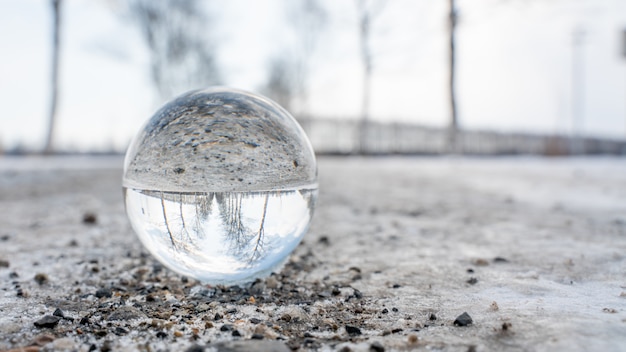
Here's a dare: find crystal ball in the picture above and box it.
[123,87,317,285]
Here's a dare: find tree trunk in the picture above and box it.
[44,0,61,154]
[447,0,458,153]
[358,1,372,154]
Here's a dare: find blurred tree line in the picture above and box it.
[43,0,464,154]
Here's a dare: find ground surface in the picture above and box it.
[0,156,625,352]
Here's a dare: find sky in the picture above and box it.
[1,0,626,152]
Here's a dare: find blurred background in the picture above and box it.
[1,0,626,155]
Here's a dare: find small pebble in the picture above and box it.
[220,324,234,332]
[115,327,129,335]
[186,345,205,352]
[34,315,61,328]
[83,212,97,224]
[473,259,489,266]
[156,331,167,339]
[0,259,9,268]
[34,273,48,285]
[95,288,112,298]
[429,313,437,321]
[454,312,473,327]
[174,330,184,337]
[370,341,385,352]
[251,333,264,340]
[493,257,509,263]
[52,308,65,318]
[408,334,419,344]
[466,277,478,285]
[345,325,362,336]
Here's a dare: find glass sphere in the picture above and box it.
[123,87,317,285]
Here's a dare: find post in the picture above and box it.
[44,0,62,154]
[447,0,459,153]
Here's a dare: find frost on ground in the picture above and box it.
[0,156,625,352]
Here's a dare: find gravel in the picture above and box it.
[1,156,625,351]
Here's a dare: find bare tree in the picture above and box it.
[262,0,326,117]
[287,0,327,117]
[44,0,62,154]
[127,0,220,101]
[262,56,296,112]
[355,0,385,154]
[447,0,459,152]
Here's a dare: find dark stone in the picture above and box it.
[370,341,385,352]
[34,315,61,328]
[0,259,9,268]
[454,312,473,326]
[429,313,437,321]
[392,284,401,288]
[174,167,185,174]
[115,327,128,335]
[249,318,262,324]
[9,272,18,278]
[391,328,403,334]
[345,325,362,336]
[156,331,167,339]
[251,333,264,340]
[232,330,242,337]
[186,345,205,352]
[83,212,97,224]
[220,324,234,331]
[214,313,223,321]
[494,257,509,263]
[467,268,474,273]
[34,273,48,285]
[466,277,478,285]
[381,308,389,314]
[318,236,330,245]
[52,308,65,318]
[392,307,398,312]
[95,288,112,298]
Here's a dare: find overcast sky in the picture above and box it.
[1,0,626,151]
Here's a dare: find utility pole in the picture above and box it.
[44,0,62,154]
[447,0,458,153]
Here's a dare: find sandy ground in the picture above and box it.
[0,156,625,352]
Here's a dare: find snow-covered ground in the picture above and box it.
[0,156,625,351]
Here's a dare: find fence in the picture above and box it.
[299,118,626,156]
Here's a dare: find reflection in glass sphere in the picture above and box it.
[123,87,317,285]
